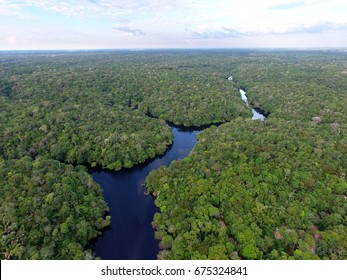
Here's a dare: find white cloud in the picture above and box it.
[113,26,146,37]
[189,26,249,39]
[0,2,22,16]
[269,0,324,10]
[2,1,347,27]
[2,0,192,18]
[189,21,347,40]
[286,22,347,34]
[1,0,347,49]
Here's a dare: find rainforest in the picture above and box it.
[0,49,346,260]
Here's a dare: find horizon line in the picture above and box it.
[1,46,347,53]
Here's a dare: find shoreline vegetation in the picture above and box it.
[0,50,346,260]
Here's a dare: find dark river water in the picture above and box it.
[91,126,199,260]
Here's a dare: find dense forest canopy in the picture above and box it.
[146,50,347,260]
[0,49,346,259]
[147,119,346,259]
[0,156,110,259]
[0,51,252,170]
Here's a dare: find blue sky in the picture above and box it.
[1,0,347,50]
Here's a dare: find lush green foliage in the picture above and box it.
[1,100,172,170]
[147,119,346,259]
[0,156,110,259]
[232,51,347,124]
[0,51,251,170]
[1,50,346,260]
[146,51,347,260]
[0,50,247,259]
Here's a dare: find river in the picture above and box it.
[90,126,200,260]
[239,89,266,121]
[91,81,266,260]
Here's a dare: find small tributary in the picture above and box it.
[239,88,266,120]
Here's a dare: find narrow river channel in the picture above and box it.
[239,88,266,121]
[91,78,266,260]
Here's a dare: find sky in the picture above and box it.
[1,0,347,50]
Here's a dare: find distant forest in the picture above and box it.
[0,50,346,259]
